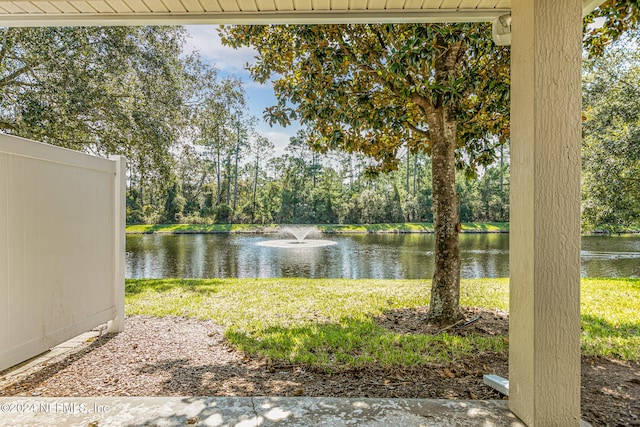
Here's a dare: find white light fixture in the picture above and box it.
[492,14,512,46]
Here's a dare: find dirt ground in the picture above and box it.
[0,314,638,427]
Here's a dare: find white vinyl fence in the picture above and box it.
[0,134,125,372]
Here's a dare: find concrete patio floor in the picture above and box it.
[0,396,531,426]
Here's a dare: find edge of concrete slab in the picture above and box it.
[0,396,530,427]
[0,327,105,386]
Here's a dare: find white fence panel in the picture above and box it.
[0,134,125,372]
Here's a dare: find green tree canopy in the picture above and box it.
[221,24,509,174]
[582,32,640,230]
[220,23,510,324]
[584,0,640,57]
[2,27,187,148]
[0,26,196,190]
[0,26,212,223]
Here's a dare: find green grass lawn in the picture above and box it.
[126,222,510,234]
[125,278,639,368]
[125,223,279,234]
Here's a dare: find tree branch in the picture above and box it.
[335,27,419,112]
[369,24,387,52]
[406,121,429,138]
[0,121,16,131]
[0,64,35,88]
[0,29,11,67]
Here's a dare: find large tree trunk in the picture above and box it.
[425,106,463,326]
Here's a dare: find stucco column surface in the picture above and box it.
[509,0,583,425]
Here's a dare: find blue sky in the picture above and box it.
[183,25,299,156]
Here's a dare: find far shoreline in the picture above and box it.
[126,222,507,235]
[125,223,640,235]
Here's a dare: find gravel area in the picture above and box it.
[0,315,638,426]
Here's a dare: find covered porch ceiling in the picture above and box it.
[0,0,604,26]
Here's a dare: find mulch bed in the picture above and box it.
[0,314,638,427]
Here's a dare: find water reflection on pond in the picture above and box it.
[126,233,640,279]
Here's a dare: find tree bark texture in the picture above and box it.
[425,106,463,326]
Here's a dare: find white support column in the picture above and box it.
[509,1,583,425]
[107,155,126,333]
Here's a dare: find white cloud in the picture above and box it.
[183,25,303,159]
[244,80,271,90]
[184,25,257,72]
[259,130,295,157]
[588,16,606,29]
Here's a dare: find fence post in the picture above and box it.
[107,155,126,333]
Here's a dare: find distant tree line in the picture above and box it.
[581,31,640,232]
[128,127,510,225]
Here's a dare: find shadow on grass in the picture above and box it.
[128,322,507,400]
[225,316,506,369]
[461,222,509,232]
[581,314,640,359]
[582,314,640,337]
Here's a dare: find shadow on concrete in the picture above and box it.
[122,396,526,427]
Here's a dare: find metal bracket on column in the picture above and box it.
[483,374,510,396]
[492,14,512,46]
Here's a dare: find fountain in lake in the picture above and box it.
[256,226,337,248]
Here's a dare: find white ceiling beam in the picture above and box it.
[583,0,605,16]
[0,8,510,26]
[0,0,606,27]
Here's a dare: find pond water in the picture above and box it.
[126,233,640,279]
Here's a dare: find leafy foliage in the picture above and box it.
[148,131,509,227]
[220,24,509,174]
[1,27,188,161]
[584,0,640,57]
[1,25,514,231]
[582,33,640,230]
[0,26,204,225]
